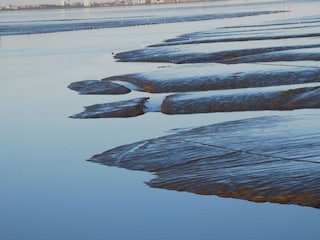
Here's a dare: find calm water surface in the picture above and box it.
[1,1,319,239]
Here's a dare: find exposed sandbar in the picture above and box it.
[70,97,148,118]
[68,80,130,95]
[103,63,320,93]
[89,114,320,208]
[162,86,320,114]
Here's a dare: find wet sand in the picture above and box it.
[1,1,320,239]
[67,0,320,209]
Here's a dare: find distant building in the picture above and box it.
[126,0,146,5]
[83,0,91,7]
[146,0,164,3]
[163,0,178,3]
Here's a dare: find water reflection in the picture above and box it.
[1,1,319,240]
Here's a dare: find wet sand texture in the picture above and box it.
[162,86,320,114]
[89,114,320,209]
[69,6,320,208]
[150,20,320,47]
[68,80,130,95]
[69,85,320,118]
[103,64,320,93]
[114,44,320,64]
[114,18,320,64]
[70,98,148,118]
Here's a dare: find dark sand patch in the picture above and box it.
[69,7,320,209]
[114,43,320,64]
[103,64,320,93]
[89,114,320,208]
[114,19,320,64]
[162,86,320,114]
[68,80,130,95]
[70,97,148,118]
[150,23,320,47]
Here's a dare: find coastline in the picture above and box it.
[1,0,319,239]
[1,0,208,11]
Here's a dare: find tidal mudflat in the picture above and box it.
[91,114,320,208]
[69,1,320,209]
[69,0,320,208]
[1,1,320,239]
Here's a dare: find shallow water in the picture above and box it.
[0,1,287,36]
[1,1,319,239]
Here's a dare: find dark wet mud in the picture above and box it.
[162,86,320,114]
[114,43,320,64]
[70,97,148,118]
[71,85,320,118]
[150,20,320,47]
[69,5,320,208]
[68,80,130,95]
[102,64,320,93]
[114,19,320,64]
[89,114,320,208]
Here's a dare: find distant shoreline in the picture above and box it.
[0,0,205,11]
